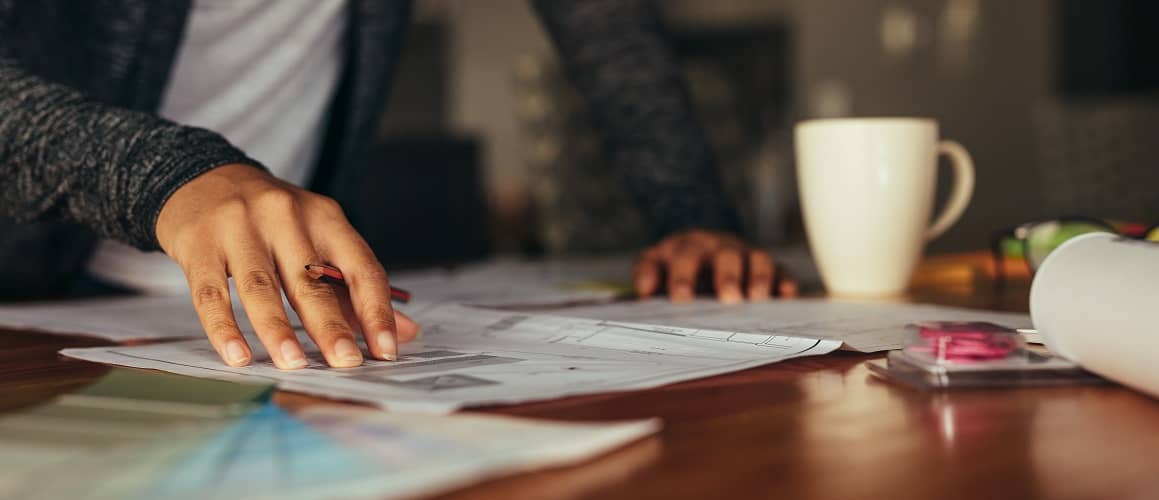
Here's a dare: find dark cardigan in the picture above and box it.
[0,0,737,297]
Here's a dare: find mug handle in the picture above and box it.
[924,140,975,241]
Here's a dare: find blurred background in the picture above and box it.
[343,0,1159,268]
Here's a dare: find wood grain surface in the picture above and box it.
[3,252,1156,500]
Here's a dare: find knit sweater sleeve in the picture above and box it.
[0,55,263,250]
[531,0,741,239]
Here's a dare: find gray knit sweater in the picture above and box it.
[0,0,738,297]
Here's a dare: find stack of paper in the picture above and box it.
[54,297,1033,412]
[61,302,843,413]
[533,298,1033,352]
[0,257,1030,413]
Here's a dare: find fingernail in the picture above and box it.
[634,277,652,295]
[376,331,398,361]
[226,340,250,366]
[333,337,363,366]
[749,285,772,300]
[280,338,308,369]
[720,288,744,304]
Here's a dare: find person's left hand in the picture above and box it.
[634,229,797,303]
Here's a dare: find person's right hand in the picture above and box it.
[155,164,420,370]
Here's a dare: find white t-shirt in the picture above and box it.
[87,0,347,294]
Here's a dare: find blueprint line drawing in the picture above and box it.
[61,303,842,413]
[378,374,501,392]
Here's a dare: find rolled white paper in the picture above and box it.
[1031,232,1159,398]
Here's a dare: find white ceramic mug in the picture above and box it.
[795,117,975,296]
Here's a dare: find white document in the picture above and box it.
[532,299,1033,352]
[0,294,300,342]
[61,302,841,413]
[0,295,206,341]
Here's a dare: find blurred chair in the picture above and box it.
[337,135,491,269]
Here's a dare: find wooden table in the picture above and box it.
[3,252,1158,499]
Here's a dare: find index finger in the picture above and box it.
[633,248,663,298]
[666,246,704,303]
[747,249,775,300]
[318,227,410,361]
[271,227,364,368]
[711,247,745,304]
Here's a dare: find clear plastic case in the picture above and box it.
[867,321,1104,389]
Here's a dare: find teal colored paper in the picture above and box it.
[137,404,382,500]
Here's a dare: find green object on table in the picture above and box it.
[993,218,1120,275]
[1022,220,1112,269]
[998,238,1025,258]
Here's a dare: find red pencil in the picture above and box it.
[304,263,412,303]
